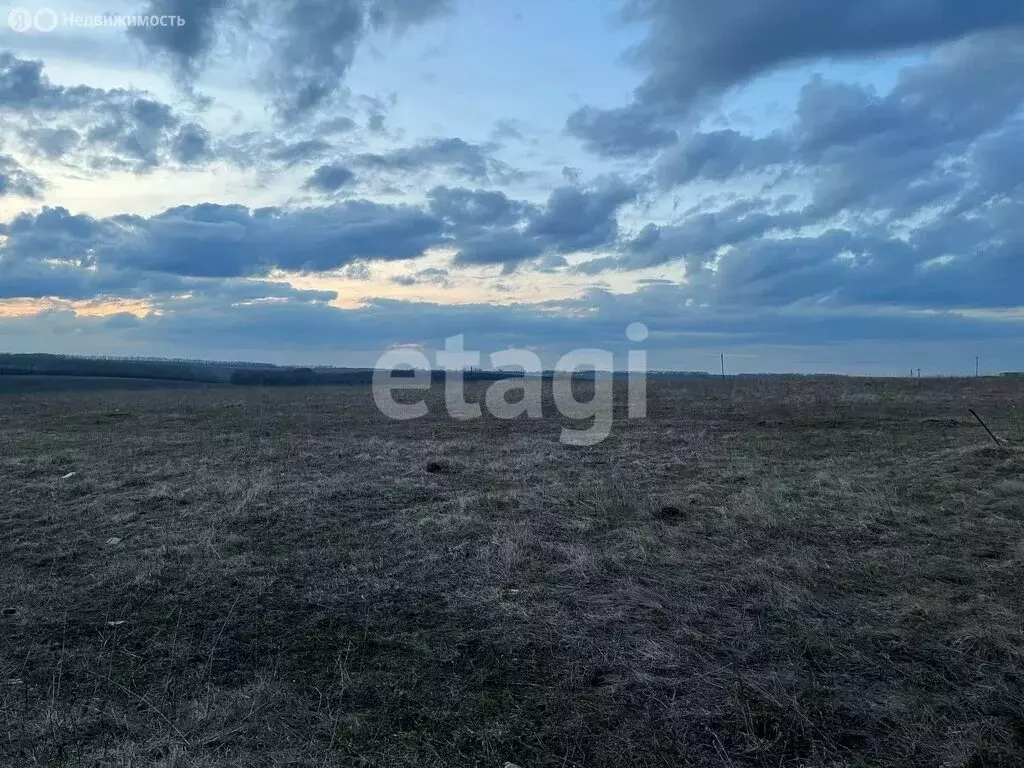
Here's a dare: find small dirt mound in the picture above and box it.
[425,459,461,475]
[656,505,686,523]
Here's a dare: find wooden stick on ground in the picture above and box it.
[969,408,1003,448]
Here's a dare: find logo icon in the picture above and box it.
[6,7,59,33]
[33,7,59,32]
[7,7,34,32]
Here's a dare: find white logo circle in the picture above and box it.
[7,7,34,32]
[33,7,59,32]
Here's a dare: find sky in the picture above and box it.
[1,0,1023,374]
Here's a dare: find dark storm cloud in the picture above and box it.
[452,232,545,271]
[133,201,446,276]
[792,36,1024,220]
[0,174,645,294]
[584,191,1024,312]
[266,0,366,117]
[304,164,357,192]
[436,177,639,271]
[269,0,451,115]
[0,208,340,303]
[655,130,790,188]
[579,202,806,275]
[0,155,44,198]
[637,200,1024,314]
[2,206,103,262]
[0,55,505,186]
[0,51,112,110]
[570,0,1024,154]
[630,33,1024,218]
[86,97,181,170]
[630,0,1024,110]
[352,138,521,183]
[129,0,452,116]
[0,53,380,174]
[0,53,209,172]
[565,105,678,157]
[2,202,447,281]
[641,31,1024,202]
[427,186,534,228]
[2,53,425,178]
[0,260,187,301]
[0,262,336,306]
[575,30,1024,321]
[171,123,214,164]
[128,0,233,76]
[526,177,638,253]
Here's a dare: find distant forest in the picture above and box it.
[0,353,372,387]
[0,353,518,388]
[0,353,227,383]
[8,353,1007,388]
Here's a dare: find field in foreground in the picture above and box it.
[2,378,1023,767]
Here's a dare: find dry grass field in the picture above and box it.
[1,377,1023,767]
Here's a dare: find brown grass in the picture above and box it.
[1,377,1023,766]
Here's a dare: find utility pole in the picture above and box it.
[976,356,980,377]
[720,353,726,381]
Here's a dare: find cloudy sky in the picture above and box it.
[1,0,1023,374]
